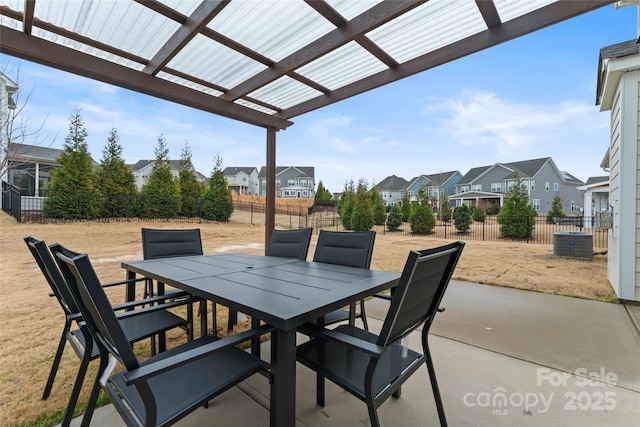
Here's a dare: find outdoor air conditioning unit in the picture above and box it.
[553,232,593,260]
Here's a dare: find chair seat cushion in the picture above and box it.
[108,336,268,426]
[118,310,188,343]
[297,325,424,401]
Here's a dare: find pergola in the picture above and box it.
[0,0,616,248]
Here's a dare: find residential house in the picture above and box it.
[405,171,461,208]
[577,176,610,228]
[257,166,315,198]
[597,38,639,302]
[372,175,409,206]
[128,160,206,190]
[223,167,259,195]
[3,143,68,197]
[451,157,584,215]
[0,71,18,209]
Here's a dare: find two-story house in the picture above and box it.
[405,171,461,208]
[128,160,206,190]
[223,167,259,195]
[257,166,315,198]
[372,175,409,207]
[451,157,584,215]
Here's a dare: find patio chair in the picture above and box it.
[141,227,205,339]
[55,248,272,427]
[297,241,465,427]
[229,227,313,332]
[312,230,376,330]
[266,227,313,259]
[24,237,190,427]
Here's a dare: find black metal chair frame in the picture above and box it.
[24,237,190,427]
[297,241,465,427]
[55,249,273,427]
[312,230,376,330]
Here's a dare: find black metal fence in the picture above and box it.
[313,215,609,249]
[1,181,22,223]
[2,184,608,249]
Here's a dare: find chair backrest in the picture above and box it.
[266,228,313,260]
[53,244,140,370]
[24,236,81,315]
[141,228,203,260]
[377,241,465,348]
[312,230,376,269]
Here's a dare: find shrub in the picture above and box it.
[410,202,435,234]
[453,205,472,232]
[439,193,452,221]
[498,177,536,238]
[386,205,402,231]
[546,194,565,224]
[472,207,485,222]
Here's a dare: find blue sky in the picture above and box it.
[1,4,638,194]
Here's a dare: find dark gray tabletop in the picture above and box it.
[122,253,399,330]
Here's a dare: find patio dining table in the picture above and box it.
[121,252,400,427]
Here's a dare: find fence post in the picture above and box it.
[482,220,485,241]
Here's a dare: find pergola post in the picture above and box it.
[265,127,276,253]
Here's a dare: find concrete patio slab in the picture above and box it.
[61,280,640,427]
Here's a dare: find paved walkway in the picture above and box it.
[66,281,640,427]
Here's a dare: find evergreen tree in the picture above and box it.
[337,179,355,230]
[139,133,180,218]
[400,192,412,222]
[472,206,486,222]
[201,155,233,221]
[498,176,536,238]
[439,193,452,221]
[410,188,435,234]
[547,193,565,224]
[94,128,137,218]
[453,204,472,232]
[370,188,386,226]
[350,179,374,231]
[386,204,403,231]
[44,107,99,219]
[314,181,333,204]
[178,143,203,217]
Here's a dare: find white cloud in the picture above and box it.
[422,89,608,156]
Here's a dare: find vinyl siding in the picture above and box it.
[608,82,622,294]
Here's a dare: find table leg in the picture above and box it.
[125,270,136,307]
[270,328,296,427]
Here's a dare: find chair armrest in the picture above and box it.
[115,300,191,319]
[110,291,191,311]
[101,276,150,288]
[122,324,273,385]
[298,323,385,357]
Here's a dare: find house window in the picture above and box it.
[532,199,540,211]
[531,181,535,191]
[472,184,482,192]
[242,177,247,182]
[507,181,514,191]
[300,179,307,185]
[288,179,295,186]
[460,186,469,193]
[554,183,559,192]
[545,182,550,192]
[570,201,575,212]
[276,180,280,186]
[303,190,309,197]
[261,179,266,186]
[491,183,501,192]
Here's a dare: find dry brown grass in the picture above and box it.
[0,210,615,426]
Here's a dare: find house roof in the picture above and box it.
[459,157,582,185]
[128,159,196,173]
[597,38,639,108]
[0,1,614,131]
[373,175,409,192]
[423,170,460,187]
[8,142,64,163]
[586,176,609,185]
[257,166,314,178]
[223,166,256,176]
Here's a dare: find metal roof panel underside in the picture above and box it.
[0,0,615,130]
